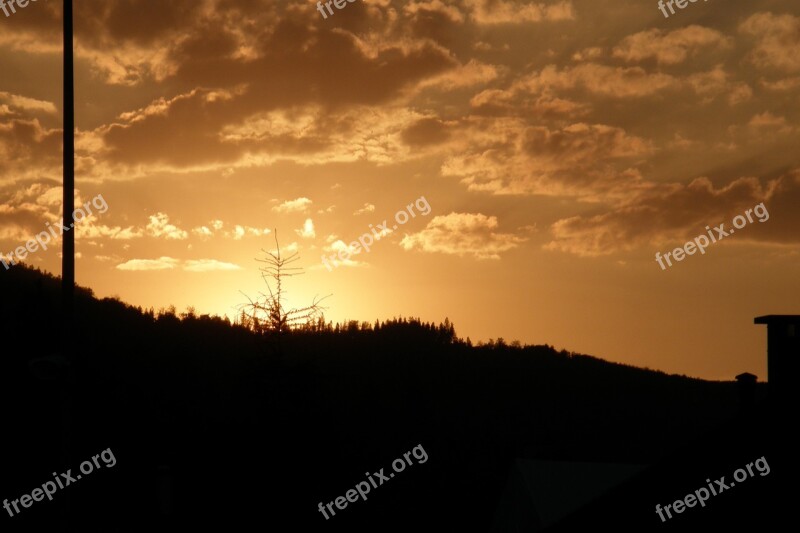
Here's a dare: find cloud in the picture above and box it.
[400,212,525,259]
[183,259,242,272]
[0,182,59,239]
[318,239,367,269]
[760,76,800,91]
[116,257,180,271]
[116,257,243,272]
[470,63,680,119]
[295,218,316,239]
[404,0,466,24]
[0,92,58,114]
[146,213,188,240]
[35,186,63,207]
[522,122,652,161]
[0,119,62,182]
[471,89,589,118]
[466,0,575,24]
[272,197,312,214]
[571,47,603,62]
[193,226,214,238]
[353,203,376,215]
[0,182,141,242]
[400,118,453,147]
[265,241,299,256]
[192,220,270,239]
[78,223,143,240]
[416,59,500,91]
[522,63,680,98]
[612,26,731,66]
[740,12,800,73]
[544,172,800,257]
[727,83,753,105]
[94,254,123,262]
[216,105,442,167]
[749,111,788,129]
[4,0,796,272]
[442,119,653,199]
[672,65,751,106]
[54,0,459,171]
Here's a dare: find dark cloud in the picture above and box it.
[401,117,452,146]
[546,171,800,256]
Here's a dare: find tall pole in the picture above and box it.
[62,0,74,326]
[61,1,74,527]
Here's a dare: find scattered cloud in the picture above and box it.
[466,0,575,24]
[193,226,214,238]
[272,197,312,214]
[117,257,242,272]
[740,12,800,73]
[183,259,242,272]
[295,218,316,239]
[442,120,653,199]
[353,203,376,215]
[748,111,791,131]
[572,47,603,62]
[116,257,180,271]
[318,239,367,269]
[401,212,525,259]
[192,221,270,239]
[0,92,58,114]
[544,171,800,257]
[612,26,731,65]
[146,213,188,240]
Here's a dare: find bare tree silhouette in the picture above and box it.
[240,231,329,334]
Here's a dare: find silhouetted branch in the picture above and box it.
[239,230,331,334]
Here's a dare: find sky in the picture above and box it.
[1,0,799,380]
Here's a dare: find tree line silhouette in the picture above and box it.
[0,263,749,532]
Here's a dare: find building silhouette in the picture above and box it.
[754,314,800,402]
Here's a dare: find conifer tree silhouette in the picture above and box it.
[241,231,329,334]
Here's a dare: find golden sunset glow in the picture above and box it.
[2,0,799,380]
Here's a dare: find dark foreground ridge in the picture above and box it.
[0,265,787,532]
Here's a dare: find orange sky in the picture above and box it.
[1,0,799,380]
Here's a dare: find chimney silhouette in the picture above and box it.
[735,372,757,412]
[754,315,800,402]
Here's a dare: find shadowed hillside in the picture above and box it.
[1,264,753,531]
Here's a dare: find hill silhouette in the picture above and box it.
[0,264,755,531]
